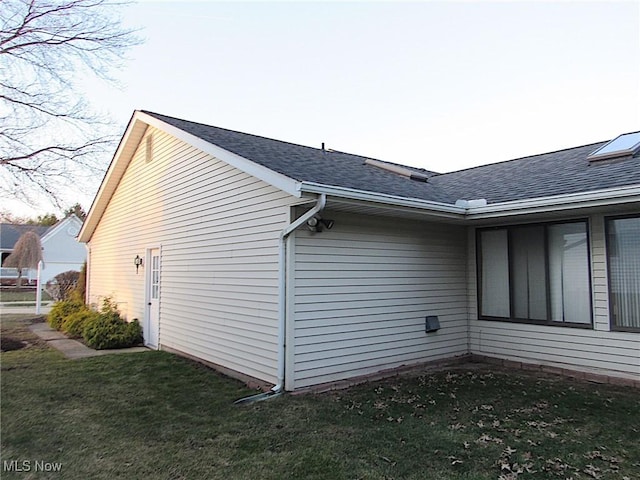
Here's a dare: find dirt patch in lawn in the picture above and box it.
[0,336,27,351]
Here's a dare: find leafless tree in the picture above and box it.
[45,269,79,301]
[3,230,43,287]
[0,0,139,208]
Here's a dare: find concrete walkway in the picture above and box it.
[29,322,148,359]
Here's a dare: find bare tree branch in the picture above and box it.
[0,0,140,209]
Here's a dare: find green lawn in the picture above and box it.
[0,289,53,303]
[1,315,639,479]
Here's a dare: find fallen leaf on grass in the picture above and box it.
[503,446,517,455]
[583,464,601,478]
[476,433,503,445]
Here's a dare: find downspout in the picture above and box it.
[85,244,91,305]
[235,193,327,405]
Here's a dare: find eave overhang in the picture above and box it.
[298,182,640,223]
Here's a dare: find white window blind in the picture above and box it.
[607,217,640,330]
[480,229,510,318]
[548,223,590,323]
[511,226,547,321]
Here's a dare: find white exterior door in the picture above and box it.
[145,248,160,348]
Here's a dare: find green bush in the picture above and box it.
[82,315,143,350]
[81,298,142,349]
[61,309,99,338]
[48,298,85,330]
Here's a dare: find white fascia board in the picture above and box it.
[41,215,81,243]
[298,181,466,218]
[299,182,640,221]
[137,112,301,198]
[40,217,69,243]
[466,185,640,219]
[78,113,148,243]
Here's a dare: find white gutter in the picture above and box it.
[300,182,640,220]
[299,182,465,217]
[466,185,640,219]
[235,193,326,404]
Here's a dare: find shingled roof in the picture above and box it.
[0,224,49,250]
[431,142,640,204]
[143,111,640,205]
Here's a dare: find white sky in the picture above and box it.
[10,0,640,217]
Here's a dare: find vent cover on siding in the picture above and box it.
[145,135,153,163]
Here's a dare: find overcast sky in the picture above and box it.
[12,0,640,216]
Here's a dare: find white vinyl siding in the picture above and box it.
[469,214,640,379]
[87,126,297,384]
[291,212,469,389]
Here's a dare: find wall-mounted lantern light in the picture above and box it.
[134,255,143,274]
[306,216,335,233]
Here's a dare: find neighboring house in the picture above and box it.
[1,215,85,285]
[1,224,49,284]
[78,110,640,391]
[40,215,86,284]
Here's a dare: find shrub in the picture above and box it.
[61,308,99,338]
[80,298,142,349]
[82,315,143,350]
[48,297,85,330]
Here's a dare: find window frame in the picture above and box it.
[605,213,640,333]
[476,219,593,329]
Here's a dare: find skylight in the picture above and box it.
[588,132,640,162]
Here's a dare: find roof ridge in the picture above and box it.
[142,110,445,177]
[142,110,374,159]
[141,110,441,171]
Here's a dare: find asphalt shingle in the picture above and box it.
[144,111,640,205]
[0,224,49,250]
[431,143,640,203]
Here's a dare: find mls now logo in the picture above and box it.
[3,460,63,472]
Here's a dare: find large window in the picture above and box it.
[606,215,640,332]
[478,220,592,326]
